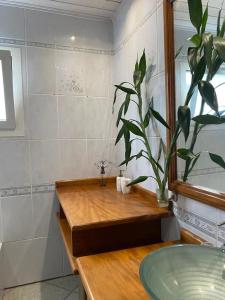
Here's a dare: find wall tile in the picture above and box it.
[26,10,55,44]
[55,50,85,96]
[60,140,87,180]
[85,53,110,97]
[87,139,116,177]
[86,99,111,139]
[3,237,63,288]
[27,47,56,94]
[0,140,30,189]
[30,140,61,185]
[58,96,86,139]
[0,5,25,40]
[32,192,59,238]
[2,195,32,242]
[27,95,58,139]
[156,4,165,73]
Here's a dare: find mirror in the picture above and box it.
[166,0,225,207]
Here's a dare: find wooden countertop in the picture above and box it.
[77,241,178,300]
[77,230,205,300]
[56,178,171,231]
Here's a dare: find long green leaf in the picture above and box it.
[114,85,137,95]
[115,125,125,145]
[178,105,191,141]
[214,37,225,61]
[139,50,146,84]
[113,82,128,109]
[188,47,198,73]
[198,81,218,113]
[177,148,196,161]
[124,94,131,115]
[220,19,225,37]
[121,119,144,137]
[175,46,183,59]
[116,102,125,127]
[188,153,201,174]
[191,56,206,87]
[188,0,202,33]
[127,176,149,187]
[203,33,213,70]
[119,154,136,167]
[201,4,208,34]
[193,114,225,124]
[209,153,225,169]
[217,9,222,36]
[150,107,170,129]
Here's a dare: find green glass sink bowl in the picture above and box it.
[140,244,225,300]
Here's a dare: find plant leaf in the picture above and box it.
[119,154,136,167]
[144,107,151,128]
[133,59,141,87]
[187,0,202,33]
[113,82,129,109]
[188,153,201,174]
[191,56,206,88]
[136,150,143,160]
[127,176,149,187]
[124,94,131,115]
[198,81,218,113]
[152,157,164,174]
[189,34,202,47]
[201,4,208,34]
[193,114,225,124]
[177,148,196,161]
[209,153,225,169]
[214,37,225,61]
[114,85,137,95]
[116,102,125,127]
[217,9,222,36]
[150,107,170,129]
[203,33,213,70]
[139,50,146,84]
[220,19,225,37]
[115,125,125,145]
[121,119,144,137]
[188,47,198,73]
[178,105,191,141]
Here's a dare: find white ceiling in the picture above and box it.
[0,0,123,19]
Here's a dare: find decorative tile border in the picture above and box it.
[173,204,225,244]
[0,184,55,197]
[0,37,113,55]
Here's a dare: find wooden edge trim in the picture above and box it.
[180,228,206,245]
[132,184,156,199]
[56,177,116,188]
[56,213,78,274]
[171,180,225,211]
[164,0,177,184]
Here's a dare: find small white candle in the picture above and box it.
[121,178,132,194]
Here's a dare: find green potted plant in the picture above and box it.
[113,0,225,207]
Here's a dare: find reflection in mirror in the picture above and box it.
[174,0,225,193]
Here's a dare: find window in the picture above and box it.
[176,60,225,130]
[0,46,24,137]
[0,50,16,129]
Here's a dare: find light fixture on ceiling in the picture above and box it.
[70,36,76,42]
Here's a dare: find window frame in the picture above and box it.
[0,50,16,130]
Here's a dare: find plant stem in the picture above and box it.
[137,91,163,190]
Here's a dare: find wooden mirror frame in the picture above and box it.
[163,0,225,210]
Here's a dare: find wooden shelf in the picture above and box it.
[56,213,78,274]
[56,178,172,257]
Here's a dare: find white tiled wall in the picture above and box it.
[0,4,115,288]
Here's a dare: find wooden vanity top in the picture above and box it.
[56,178,171,231]
[77,241,178,300]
